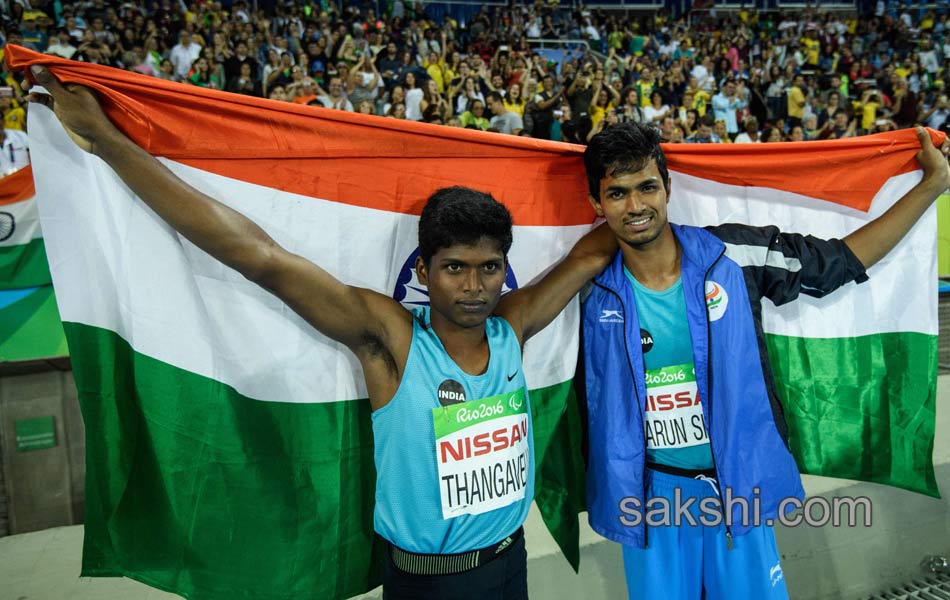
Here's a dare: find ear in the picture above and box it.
[588,194,605,217]
[415,255,429,286]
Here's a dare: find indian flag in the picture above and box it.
[0,165,68,361]
[8,43,938,600]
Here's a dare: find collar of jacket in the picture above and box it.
[594,223,726,290]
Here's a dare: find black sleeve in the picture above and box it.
[706,223,869,306]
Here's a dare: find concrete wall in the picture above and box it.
[0,369,84,535]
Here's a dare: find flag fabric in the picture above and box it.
[0,164,68,361]
[12,47,591,600]
[664,143,939,497]
[7,44,938,600]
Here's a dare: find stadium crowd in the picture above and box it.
[4,0,950,144]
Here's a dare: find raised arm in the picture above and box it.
[843,127,950,268]
[496,222,616,346]
[28,66,412,401]
[348,55,363,90]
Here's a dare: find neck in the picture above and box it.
[620,225,682,291]
[429,312,490,376]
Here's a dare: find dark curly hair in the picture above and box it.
[418,187,513,265]
[583,122,670,199]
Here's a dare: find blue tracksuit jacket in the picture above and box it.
[582,223,868,547]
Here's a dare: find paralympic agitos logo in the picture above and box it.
[392,248,519,306]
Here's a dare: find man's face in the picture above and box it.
[329,78,343,96]
[661,117,675,136]
[834,112,848,128]
[590,159,670,250]
[723,82,735,96]
[697,124,712,139]
[415,238,507,330]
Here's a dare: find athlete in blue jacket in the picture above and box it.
[580,122,950,600]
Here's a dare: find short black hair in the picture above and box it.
[418,187,513,264]
[583,122,670,199]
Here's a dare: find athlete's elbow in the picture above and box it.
[236,239,283,287]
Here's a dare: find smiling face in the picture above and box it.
[590,159,671,250]
[415,238,507,330]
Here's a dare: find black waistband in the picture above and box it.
[389,526,524,576]
[647,461,717,479]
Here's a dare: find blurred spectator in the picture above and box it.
[460,98,490,130]
[486,91,523,135]
[786,74,807,129]
[686,114,721,143]
[734,116,761,143]
[817,109,857,139]
[316,76,353,111]
[712,79,747,139]
[170,30,201,81]
[0,89,24,132]
[46,28,77,59]
[0,118,29,175]
[228,62,262,97]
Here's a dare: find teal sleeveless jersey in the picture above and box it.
[372,306,534,554]
[625,268,714,470]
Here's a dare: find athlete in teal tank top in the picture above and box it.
[16,82,620,600]
[373,306,533,554]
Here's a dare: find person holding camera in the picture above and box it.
[549,103,579,144]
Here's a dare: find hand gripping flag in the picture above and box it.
[7,45,939,600]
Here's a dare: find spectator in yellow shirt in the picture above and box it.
[786,74,807,128]
[0,93,25,132]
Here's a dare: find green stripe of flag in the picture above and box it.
[766,332,938,497]
[0,238,51,289]
[0,286,68,361]
[67,322,585,600]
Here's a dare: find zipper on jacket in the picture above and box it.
[701,247,734,550]
[594,281,649,549]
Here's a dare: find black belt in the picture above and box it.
[647,461,717,479]
[389,526,523,576]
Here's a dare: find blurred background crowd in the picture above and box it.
[2,0,950,144]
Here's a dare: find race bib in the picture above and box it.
[644,363,709,450]
[433,389,530,519]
